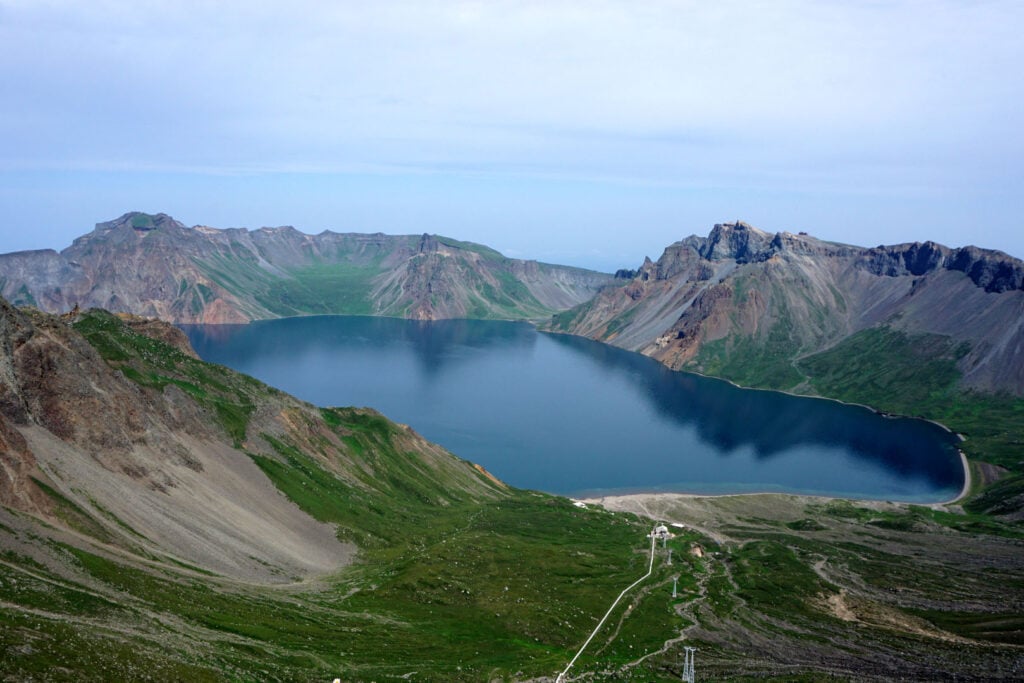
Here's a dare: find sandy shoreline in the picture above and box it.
[577,452,972,516]
[952,450,972,504]
[574,446,973,510]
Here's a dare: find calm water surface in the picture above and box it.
[184,316,963,501]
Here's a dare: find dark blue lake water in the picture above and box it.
[183,316,963,501]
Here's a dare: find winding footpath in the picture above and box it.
[555,528,658,683]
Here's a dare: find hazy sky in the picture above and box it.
[1,1,1021,271]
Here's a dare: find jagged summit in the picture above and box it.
[685,220,775,263]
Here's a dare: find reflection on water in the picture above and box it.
[545,333,960,484]
[186,316,536,379]
[183,316,962,501]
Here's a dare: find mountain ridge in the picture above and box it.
[0,212,613,324]
[548,221,1024,396]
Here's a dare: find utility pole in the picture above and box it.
[667,548,673,566]
[672,576,678,598]
[682,646,696,683]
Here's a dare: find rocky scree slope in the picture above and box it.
[0,297,504,582]
[0,212,612,324]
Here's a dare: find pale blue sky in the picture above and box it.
[1,1,1021,271]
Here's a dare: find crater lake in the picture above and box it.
[183,316,964,501]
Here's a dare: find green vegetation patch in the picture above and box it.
[729,540,833,622]
[129,213,156,229]
[799,326,966,410]
[965,473,1024,517]
[691,316,805,390]
[4,489,688,681]
[262,263,381,316]
[251,407,503,546]
[30,477,114,543]
[0,608,222,682]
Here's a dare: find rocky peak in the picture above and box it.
[101,212,184,233]
[948,246,1024,293]
[690,221,774,263]
[419,233,441,254]
[637,256,656,281]
[68,212,187,251]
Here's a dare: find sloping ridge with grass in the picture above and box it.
[547,222,1024,515]
[0,212,613,324]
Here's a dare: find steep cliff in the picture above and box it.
[0,212,612,323]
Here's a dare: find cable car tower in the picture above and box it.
[682,646,696,683]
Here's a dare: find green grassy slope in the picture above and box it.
[197,252,383,317]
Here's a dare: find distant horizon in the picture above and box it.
[2,2,1021,271]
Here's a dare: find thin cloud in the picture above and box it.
[0,1,1021,259]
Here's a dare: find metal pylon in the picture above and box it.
[682,646,696,683]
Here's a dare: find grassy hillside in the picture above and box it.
[196,252,383,317]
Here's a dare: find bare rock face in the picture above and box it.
[857,241,1024,293]
[0,212,613,324]
[2,306,166,460]
[688,221,775,263]
[0,412,47,513]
